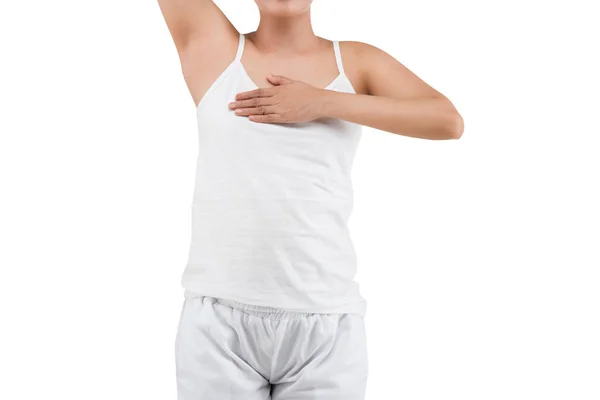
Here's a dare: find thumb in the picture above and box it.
[267,74,294,86]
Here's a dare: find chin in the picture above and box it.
[255,0,313,16]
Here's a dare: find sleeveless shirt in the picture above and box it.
[182,33,366,316]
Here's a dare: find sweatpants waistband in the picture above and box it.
[184,290,320,320]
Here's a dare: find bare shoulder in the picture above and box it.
[341,41,388,59]
[338,40,442,98]
[337,41,397,95]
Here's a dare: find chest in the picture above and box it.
[196,70,361,173]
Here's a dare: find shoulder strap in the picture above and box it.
[234,33,245,62]
[333,41,346,75]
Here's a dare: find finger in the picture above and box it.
[234,106,277,116]
[235,87,274,101]
[229,97,273,110]
[267,74,294,86]
[249,114,283,123]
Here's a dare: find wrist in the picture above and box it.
[315,88,339,119]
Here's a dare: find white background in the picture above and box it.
[1,0,599,399]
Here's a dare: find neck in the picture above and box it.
[251,10,318,53]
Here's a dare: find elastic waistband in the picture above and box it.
[184,290,320,320]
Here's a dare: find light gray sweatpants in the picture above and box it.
[175,294,369,400]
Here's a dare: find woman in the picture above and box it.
[158,1,463,399]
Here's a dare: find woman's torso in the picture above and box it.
[181,33,366,316]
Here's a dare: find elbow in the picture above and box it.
[447,111,464,139]
[437,99,463,139]
[431,97,464,140]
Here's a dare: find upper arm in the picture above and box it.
[157,0,237,53]
[344,41,446,100]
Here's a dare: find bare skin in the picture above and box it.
[157,0,464,140]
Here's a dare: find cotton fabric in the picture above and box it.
[176,294,369,400]
[181,33,366,316]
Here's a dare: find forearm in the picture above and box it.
[319,90,463,140]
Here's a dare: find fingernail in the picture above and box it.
[235,109,242,114]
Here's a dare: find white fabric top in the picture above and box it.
[182,34,366,316]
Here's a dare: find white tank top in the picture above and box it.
[182,33,366,316]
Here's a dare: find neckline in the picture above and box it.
[238,61,344,91]
[237,33,346,91]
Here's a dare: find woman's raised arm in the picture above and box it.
[157,1,240,106]
[157,0,237,54]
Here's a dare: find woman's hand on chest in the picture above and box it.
[228,75,332,124]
